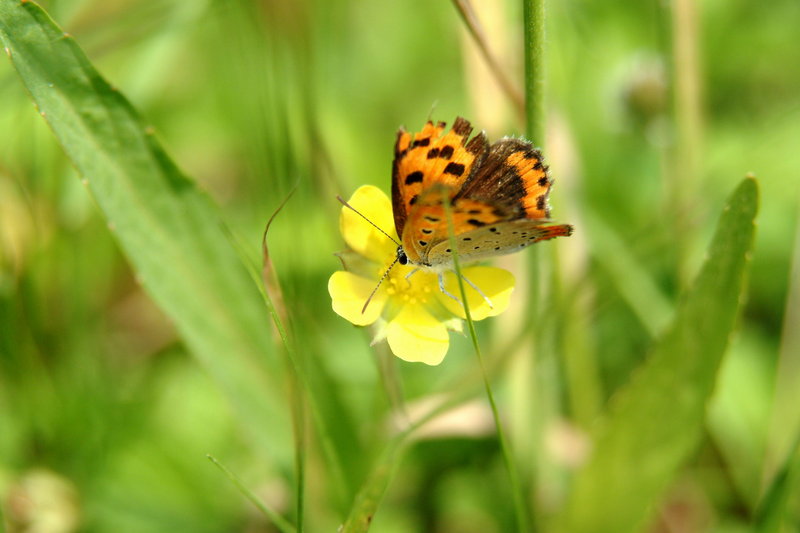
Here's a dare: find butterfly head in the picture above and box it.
[396,245,409,266]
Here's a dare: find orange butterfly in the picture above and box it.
[341,117,573,311]
[390,117,573,271]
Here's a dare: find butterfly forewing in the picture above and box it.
[392,117,488,238]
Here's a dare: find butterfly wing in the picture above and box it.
[457,137,554,220]
[426,218,573,265]
[394,120,571,268]
[399,187,513,266]
[392,117,489,238]
[422,136,572,264]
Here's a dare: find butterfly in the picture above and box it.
[341,117,573,311]
[391,117,573,269]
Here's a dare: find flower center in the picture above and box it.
[379,262,436,307]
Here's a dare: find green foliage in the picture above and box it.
[1,0,798,531]
[559,177,758,532]
[0,0,287,455]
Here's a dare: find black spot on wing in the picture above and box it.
[427,147,440,159]
[405,171,424,185]
[439,145,454,159]
[467,219,486,227]
[444,162,465,177]
[413,137,430,147]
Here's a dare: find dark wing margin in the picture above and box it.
[392,126,414,238]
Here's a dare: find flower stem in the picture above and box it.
[443,200,531,533]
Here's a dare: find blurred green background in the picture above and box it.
[1,0,798,531]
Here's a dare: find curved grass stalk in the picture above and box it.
[207,455,297,533]
[442,200,531,533]
[451,0,525,117]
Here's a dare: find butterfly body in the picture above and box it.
[391,117,573,272]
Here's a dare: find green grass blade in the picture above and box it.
[582,208,673,338]
[755,435,800,533]
[443,191,530,533]
[0,1,287,449]
[207,455,297,533]
[557,177,759,533]
[340,437,405,533]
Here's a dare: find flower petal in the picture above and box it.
[341,185,398,263]
[328,271,387,326]
[436,266,515,320]
[386,305,449,365]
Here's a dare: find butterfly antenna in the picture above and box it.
[336,195,401,246]
[362,255,399,314]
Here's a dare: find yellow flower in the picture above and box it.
[328,185,515,365]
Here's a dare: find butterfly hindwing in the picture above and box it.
[426,219,573,265]
[457,137,553,220]
[400,190,515,266]
[392,117,489,239]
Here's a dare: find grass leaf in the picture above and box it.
[207,455,297,533]
[755,436,800,533]
[557,177,759,532]
[340,438,405,533]
[0,1,287,450]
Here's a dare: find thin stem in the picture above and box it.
[522,0,547,316]
[443,200,530,533]
[207,455,297,533]
[521,4,548,531]
[671,0,703,287]
[222,208,311,529]
[261,191,306,532]
[523,0,546,144]
[375,343,409,426]
[452,0,526,116]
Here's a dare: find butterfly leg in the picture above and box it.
[437,273,494,309]
[438,273,463,305]
[460,273,494,309]
[404,268,419,288]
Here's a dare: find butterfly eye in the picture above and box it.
[397,246,408,265]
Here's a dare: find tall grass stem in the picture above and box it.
[671,0,703,287]
[443,199,531,533]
